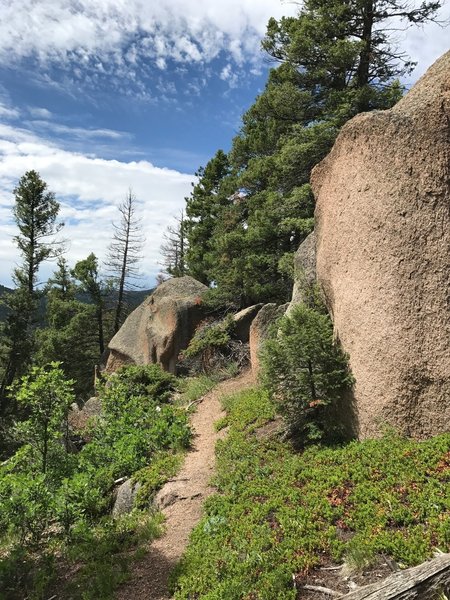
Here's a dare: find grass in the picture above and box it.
[171,387,450,599]
[177,374,220,406]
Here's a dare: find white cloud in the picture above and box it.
[220,63,239,88]
[0,124,194,288]
[401,8,450,82]
[27,107,53,119]
[0,103,20,119]
[28,121,131,141]
[0,1,446,98]
[0,1,298,77]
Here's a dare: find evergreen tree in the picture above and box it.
[35,258,98,399]
[184,150,234,284]
[187,0,441,307]
[72,254,109,355]
[0,171,63,415]
[262,0,441,114]
[105,190,145,334]
[261,304,354,445]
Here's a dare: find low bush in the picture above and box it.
[181,316,249,375]
[0,362,192,598]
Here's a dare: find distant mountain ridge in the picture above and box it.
[0,285,153,324]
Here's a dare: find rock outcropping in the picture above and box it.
[233,304,264,343]
[249,303,289,378]
[311,51,450,438]
[286,231,316,315]
[106,277,208,374]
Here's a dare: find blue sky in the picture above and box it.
[0,0,449,288]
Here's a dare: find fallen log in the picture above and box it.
[341,553,450,599]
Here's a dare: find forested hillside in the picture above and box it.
[0,182,150,414]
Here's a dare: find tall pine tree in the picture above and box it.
[0,171,64,415]
[186,0,442,308]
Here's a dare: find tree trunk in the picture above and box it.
[356,0,374,111]
[342,553,450,599]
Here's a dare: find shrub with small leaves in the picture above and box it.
[12,362,75,475]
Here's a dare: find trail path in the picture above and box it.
[116,370,255,600]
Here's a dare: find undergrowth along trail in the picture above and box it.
[172,387,450,599]
[116,369,255,600]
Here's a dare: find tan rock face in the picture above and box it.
[106,276,208,374]
[233,304,264,343]
[286,231,316,316]
[249,303,289,378]
[312,51,450,438]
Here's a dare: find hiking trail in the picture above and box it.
[116,369,255,600]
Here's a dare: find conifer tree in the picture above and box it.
[184,150,234,284]
[186,0,442,307]
[72,254,109,355]
[159,211,188,279]
[0,171,64,415]
[35,258,98,399]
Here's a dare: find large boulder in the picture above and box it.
[106,276,208,374]
[312,51,450,438]
[249,303,289,378]
[233,304,264,343]
[286,231,316,315]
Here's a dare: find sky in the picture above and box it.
[0,0,449,289]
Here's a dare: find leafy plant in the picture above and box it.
[0,363,192,598]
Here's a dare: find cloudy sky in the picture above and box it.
[0,0,449,288]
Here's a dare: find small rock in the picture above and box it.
[112,478,141,517]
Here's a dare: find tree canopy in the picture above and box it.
[184,0,441,309]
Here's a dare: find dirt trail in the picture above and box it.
[116,370,255,600]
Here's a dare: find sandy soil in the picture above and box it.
[115,370,255,600]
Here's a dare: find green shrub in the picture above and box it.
[133,452,184,508]
[0,472,53,546]
[102,364,177,408]
[12,362,75,476]
[0,363,191,597]
[79,367,192,483]
[260,304,354,445]
[182,316,235,372]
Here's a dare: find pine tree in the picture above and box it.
[72,254,109,356]
[0,171,64,415]
[105,190,145,334]
[188,0,442,307]
[35,258,98,399]
[184,150,234,284]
